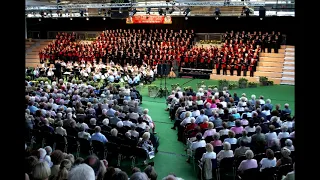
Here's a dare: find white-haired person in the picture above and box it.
[203,122,216,138]
[248,94,256,107]
[284,139,295,151]
[219,122,230,136]
[179,111,192,127]
[265,125,278,147]
[278,125,290,139]
[237,150,258,173]
[142,109,156,134]
[196,88,204,97]
[200,143,217,162]
[276,147,292,167]
[217,142,234,162]
[281,103,291,116]
[78,124,91,140]
[38,148,53,168]
[100,118,111,132]
[184,117,198,132]
[231,109,241,120]
[260,149,277,171]
[68,164,95,180]
[130,172,149,180]
[138,132,155,164]
[32,161,51,180]
[55,120,67,136]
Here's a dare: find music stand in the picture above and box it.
[154,62,169,99]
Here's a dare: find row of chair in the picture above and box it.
[198,157,293,180]
[28,129,149,168]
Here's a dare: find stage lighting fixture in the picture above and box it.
[103,17,106,20]
[86,17,89,20]
[131,8,137,16]
[185,16,188,20]
[119,8,123,14]
[259,6,266,19]
[98,9,102,15]
[184,7,191,17]
[80,10,84,17]
[169,8,174,14]
[146,7,151,15]
[70,18,73,20]
[39,18,41,21]
[215,16,219,20]
[245,8,250,17]
[215,8,221,16]
[158,8,164,15]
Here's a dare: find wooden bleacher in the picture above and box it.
[210,46,287,85]
[192,6,244,16]
[280,45,295,85]
[25,39,54,68]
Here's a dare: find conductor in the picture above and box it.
[54,60,62,80]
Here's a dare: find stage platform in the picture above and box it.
[209,74,282,84]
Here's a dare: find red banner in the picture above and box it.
[126,15,172,24]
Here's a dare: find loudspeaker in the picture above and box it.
[259,7,266,17]
[157,63,170,76]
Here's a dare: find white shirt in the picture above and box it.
[260,158,276,171]
[122,120,133,127]
[220,101,227,108]
[180,117,191,126]
[78,131,91,140]
[192,110,200,117]
[245,126,256,133]
[282,121,294,129]
[259,99,265,105]
[219,129,230,136]
[201,152,217,161]
[278,132,290,139]
[137,122,147,129]
[191,140,206,150]
[262,110,271,116]
[55,127,67,136]
[217,150,234,161]
[265,132,277,146]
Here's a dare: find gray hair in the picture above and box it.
[245,150,254,159]
[142,132,150,140]
[256,126,262,133]
[281,125,288,132]
[130,172,149,180]
[102,118,109,126]
[223,142,231,150]
[213,133,220,140]
[90,118,96,125]
[266,99,271,104]
[32,161,51,180]
[68,164,95,180]
[271,116,278,122]
[251,94,256,99]
[281,147,291,158]
[285,139,293,146]
[111,128,118,136]
[190,117,195,123]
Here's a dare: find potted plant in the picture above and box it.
[148,85,159,97]
[267,81,274,86]
[171,83,179,91]
[228,83,238,90]
[197,81,206,89]
[208,85,218,89]
[248,82,258,88]
[218,79,229,91]
[238,78,248,88]
[259,76,269,86]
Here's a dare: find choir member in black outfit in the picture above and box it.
[229,58,235,76]
[236,58,242,76]
[242,59,249,76]
[216,57,221,75]
[261,36,266,53]
[267,36,272,53]
[222,57,228,75]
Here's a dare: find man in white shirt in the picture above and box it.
[180,112,192,127]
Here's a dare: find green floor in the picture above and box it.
[138,78,294,180]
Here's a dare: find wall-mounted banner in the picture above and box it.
[126,15,172,24]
